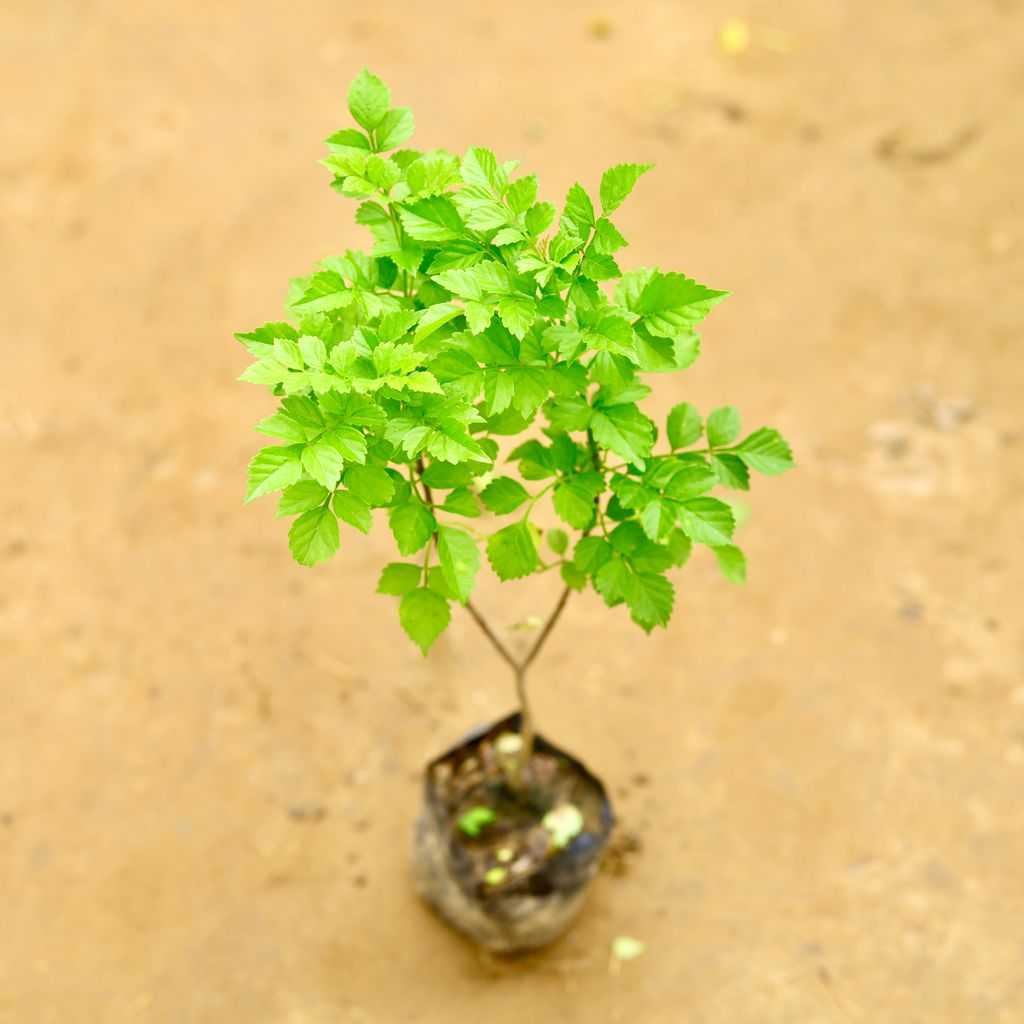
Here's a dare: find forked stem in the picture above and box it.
[415,459,572,782]
[466,587,571,781]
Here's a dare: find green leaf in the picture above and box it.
[707,405,741,448]
[276,480,328,518]
[666,528,692,566]
[525,201,556,236]
[486,520,539,580]
[288,505,340,567]
[348,68,391,131]
[301,438,345,489]
[333,490,373,534]
[547,528,569,555]
[711,453,750,490]
[457,806,497,837]
[400,196,464,242]
[298,334,327,370]
[594,557,632,604]
[561,561,587,591]
[399,587,451,655]
[343,465,395,506]
[639,498,675,540]
[666,403,703,449]
[377,562,422,596]
[662,463,717,501]
[552,472,604,529]
[441,486,481,518]
[561,183,595,238]
[713,544,747,583]
[734,428,795,475]
[323,426,368,463]
[375,106,414,149]
[636,271,729,338]
[677,497,735,546]
[627,572,674,631]
[600,163,653,214]
[437,525,480,604]
[497,295,537,339]
[574,535,613,573]
[591,404,655,468]
[460,147,502,190]
[480,476,530,514]
[388,500,437,555]
[245,445,303,503]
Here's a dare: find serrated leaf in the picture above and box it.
[574,536,613,574]
[348,68,391,132]
[552,472,603,529]
[388,500,436,555]
[677,497,735,546]
[561,561,587,591]
[666,528,692,566]
[333,490,372,533]
[254,411,309,443]
[464,300,493,334]
[344,465,395,506]
[288,505,339,566]
[480,476,530,514]
[497,295,537,339]
[298,335,327,370]
[579,250,621,281]
[437,525,480,604]
[639,497,675,540]
[711,452,750,490]
[734,428,795,475]
[594,557,632,604]
[301,438,345,489]
[375,106,414,149]
[440,486,481,518]
[323,427,368,463]
[461,147,501,190]
[400,196,464,242]
[713,544,747,583]
[525,201,556,236]
[636,271,729,338]
[593,217,629,254]
[399,587,451,655]
[591,404,655,468]
[276,480,329,518]
[486,520,539,580]
[414,302,463,343]
[627,572,674,630]
[600,163,653,214]
[245,445,303,503]
[707,406,741,448]
[662,463,717,501]
[377,561,422,596]
[666,403,703,449]
[561,183,595,238]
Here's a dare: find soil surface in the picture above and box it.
[2,2,1023,1022]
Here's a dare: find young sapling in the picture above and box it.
[236,68,794,948]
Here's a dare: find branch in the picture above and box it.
[465,599,520,675]
[522,586,571,674]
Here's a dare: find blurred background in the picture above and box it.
[2,1,1022,1021]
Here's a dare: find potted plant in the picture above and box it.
[237,69,794,952]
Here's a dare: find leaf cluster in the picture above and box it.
[238,69,794,654]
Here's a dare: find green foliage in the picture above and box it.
[239,69,795,655]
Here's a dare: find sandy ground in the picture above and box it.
[2,1,1023,1021]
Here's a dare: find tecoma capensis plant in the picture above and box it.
[238,69,794,770]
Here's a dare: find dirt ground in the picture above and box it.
[2,1,1023,1021]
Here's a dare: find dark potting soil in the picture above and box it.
[427,726,609,896]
